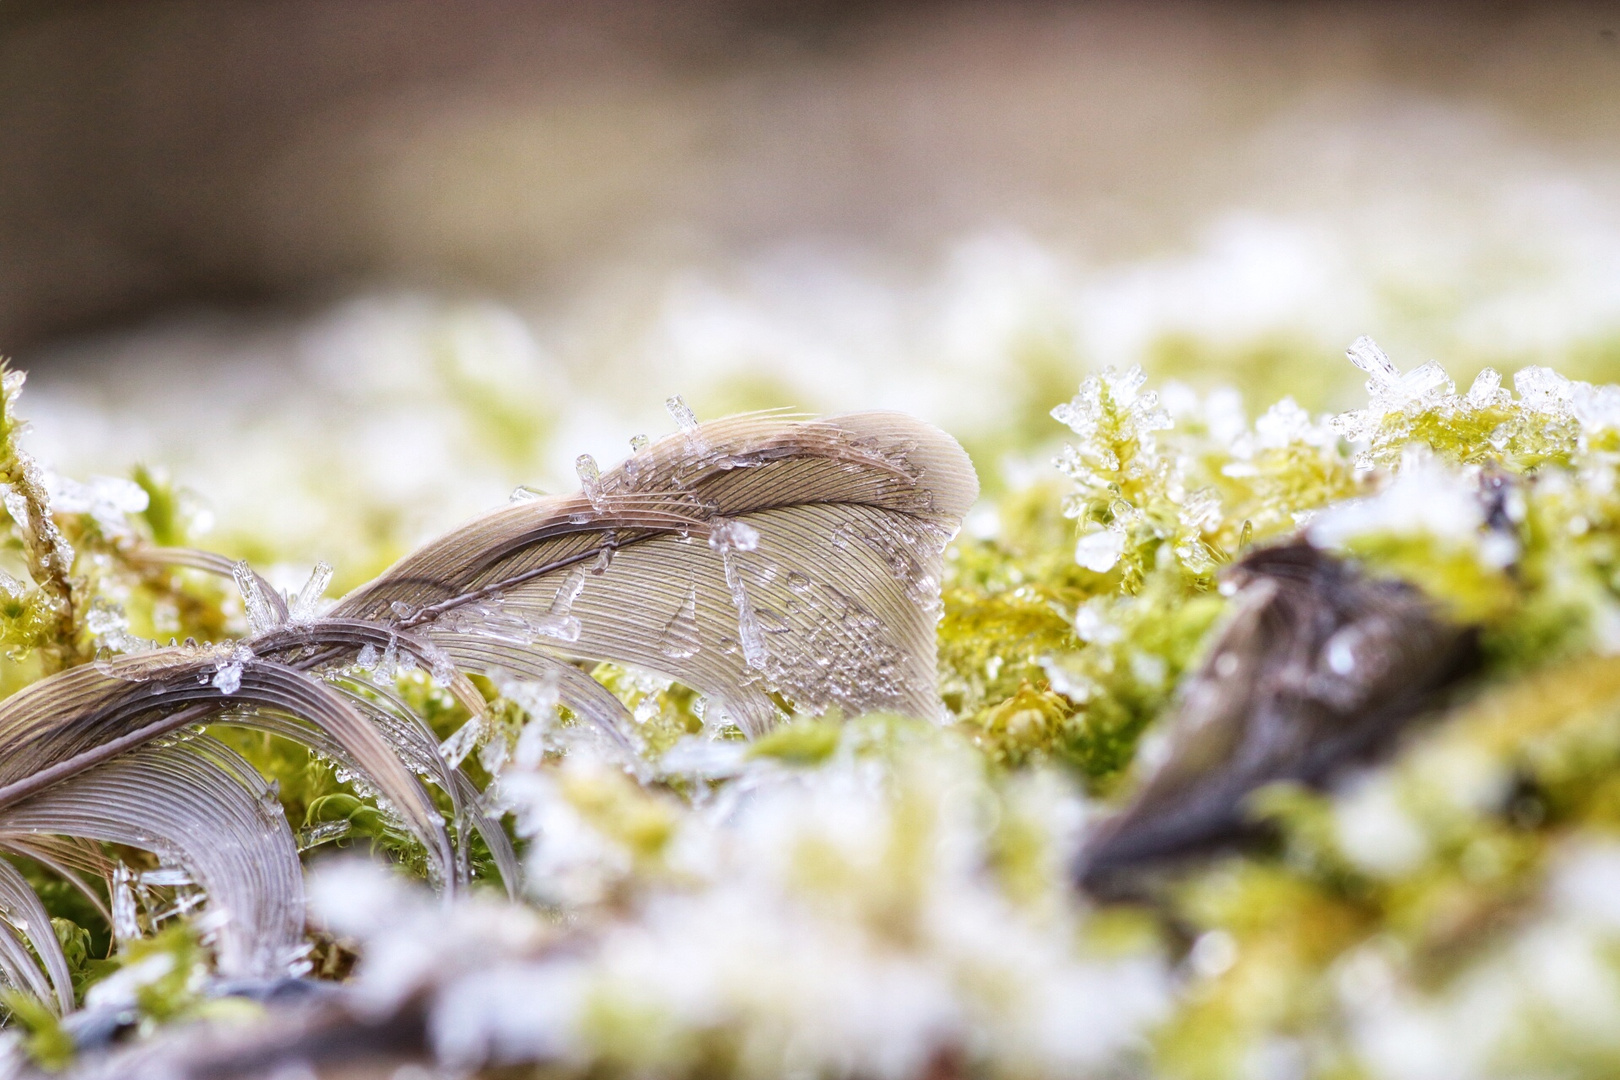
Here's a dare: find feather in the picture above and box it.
[0,855,72,1010]
[0,408,973,1011]
[125,547,289,625]
[428,633,641,759]
[334,411,978,734]
[1076,543,1479,897]
[0,615,467,1006]
[0,655,451,877]
[3,738,305,979]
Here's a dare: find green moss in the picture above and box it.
[748,715,842,766]
[3,991,74,1071]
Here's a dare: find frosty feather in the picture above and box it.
[0,406,976,1013]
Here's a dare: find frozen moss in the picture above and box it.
[19,334,1620,1080]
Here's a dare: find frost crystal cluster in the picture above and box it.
[318,722,1169,1079]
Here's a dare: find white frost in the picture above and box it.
[1074,527,1126,573]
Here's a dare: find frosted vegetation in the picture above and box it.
[7,333,1620,1078]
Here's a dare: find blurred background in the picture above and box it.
[5,0,1620,583]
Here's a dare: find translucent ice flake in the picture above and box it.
[1178,488,1222,533]
[655,734,748,779]
[666,394,699,431]
[1071,605,1120,647]
[575,454,606,511]
[716,554,765,671]
[1309,455,1486,550]
[1252,397,1323,450]
[82,600,124,639]
[289,561,333,623]
[629,433,650,453]
[2,489,29,535]
[532,569,586,643]
[1346,335,1399,386]
[232,560,281,634]
[420,638,459,687]
[85,599,156,655]
[1041,655,1095,703]
[1344,336,1455,414]
[493,667,561,724]
[479,733,511,775]
[1052,366,1170,442]
[1466,367,1507,409]
[299,820,353,851]
[110,865,141,944]
[659,586,701,660]
[1392,362,1452,411]
[440,716,484,769]
[1514,365,1575,414]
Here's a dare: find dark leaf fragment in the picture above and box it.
[1077,543,1480,897]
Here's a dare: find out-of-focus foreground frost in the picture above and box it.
[313,722,1169,1078]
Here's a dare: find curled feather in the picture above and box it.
[0,407,975,1011]
[336,412,978,734]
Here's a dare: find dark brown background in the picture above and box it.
[6,1,1620,360]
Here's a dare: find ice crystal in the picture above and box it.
[209,662,242,695]
[318,721,1171,1079]
[439,716,483,770]
[231,559,280,634]
[658,586,701,660]
[210,645,254,694]
[530,568,585,643]
[575,453,605,511]
[287,561,332,623]
[109,866,140,945]
[43,473,149,536]
[665,394,699,431]
[710,518,766,668]
[83,599,155,655]
[1074,527,1126,572]
[1328,336,1592,473]
[508,484,546,502]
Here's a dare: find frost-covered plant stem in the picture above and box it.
[0,368,81,672]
